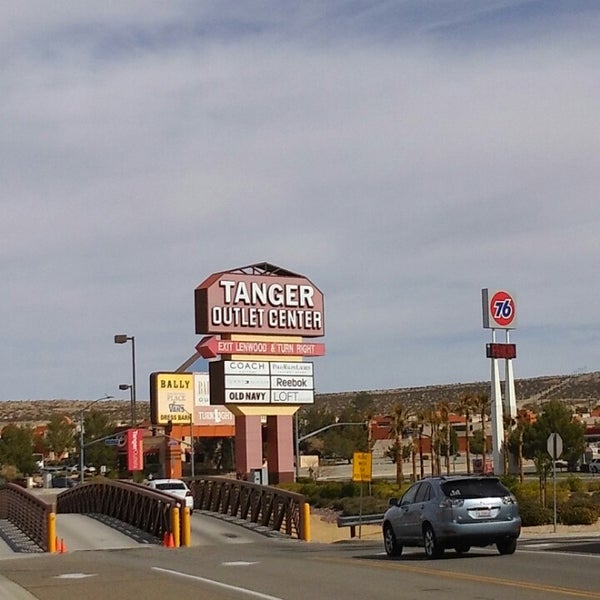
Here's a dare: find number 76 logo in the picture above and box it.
[482,289,517,329]
[493,298,513,319]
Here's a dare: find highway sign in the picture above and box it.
[547,433,563,460]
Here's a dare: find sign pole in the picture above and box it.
[359,481,364,540]
[547,432,563,534]
[553,456,557,533]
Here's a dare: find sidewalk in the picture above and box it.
[307,509,600,544]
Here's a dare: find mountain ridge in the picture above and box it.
[1,371,599,425]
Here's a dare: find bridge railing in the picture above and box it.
[56,479,180,543]
[0,483,52,551]
[189,476,308,540]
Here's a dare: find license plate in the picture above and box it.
[474,508,491,518]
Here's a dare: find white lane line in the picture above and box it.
[152,567,285,600]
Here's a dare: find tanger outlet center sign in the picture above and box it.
[195,263,324,408]
[195,271,324,337]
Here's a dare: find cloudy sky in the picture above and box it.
[2,1,600,402]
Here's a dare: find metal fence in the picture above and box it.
[190,476,307,539]
[56,479,180,542]
[0,483,52,551]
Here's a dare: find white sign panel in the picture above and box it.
[225,374,271,388]
[270,362,314,375]
[224,361,270,374]
[226,389,270,403]
[271,375,313,389]
[192,372,235,425]
[271,390,314,404]
[194,372,210,406]
[216,360,315,405]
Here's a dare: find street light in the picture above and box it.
[119,384,133,423]
[79,395,113,484]
[114,334,137,426]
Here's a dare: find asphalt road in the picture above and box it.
[1,513,599,600]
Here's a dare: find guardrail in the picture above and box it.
[56,479,182,544]
[336,513,384,538]
[190,476,309,540]
[0,483,53,551]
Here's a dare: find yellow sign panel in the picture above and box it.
[150,372,195,425]
[352,452,372,482]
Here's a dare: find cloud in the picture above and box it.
[2,2,600,399]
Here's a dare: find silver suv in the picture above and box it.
[383,476,521,559]
[589,458,600,473]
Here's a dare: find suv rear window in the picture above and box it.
[441,479,509,499]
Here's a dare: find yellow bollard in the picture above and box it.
[181,507,191,547]
[171,507,181,548]
[301,503,311,542]
[47,512,56,553]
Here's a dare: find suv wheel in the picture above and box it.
[455,543,470,554]
[383,524,402,557]
[496,538,517,555]
[423,525,444,559]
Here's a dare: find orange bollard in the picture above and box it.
[167,533,175,548]
[60,538,67,553]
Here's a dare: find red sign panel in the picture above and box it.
[486,343,517,359]
[195,270,324,337]
[126,428,144,471]
[196,336,326,358]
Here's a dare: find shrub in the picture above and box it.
[587,480,600,492]
[559,492,600,520]
[335,495,390,515]
[517,497,553,526]
[511,481,541,503]
[500,475,519,490]
[559,506,597,525]
[565,475,585,493]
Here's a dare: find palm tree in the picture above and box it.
[473,393,490,469]
[437,401,452,475]
[425,407,442,476]
[413,410,427,479]
[389,402,412,486]
[515,409,530,483]
[455,393,475,474]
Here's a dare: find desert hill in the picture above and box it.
[1,371,599,426]
[311,371,600,415]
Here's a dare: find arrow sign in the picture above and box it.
[196,336,325,359]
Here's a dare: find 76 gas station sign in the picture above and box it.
[482,289,517,329]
